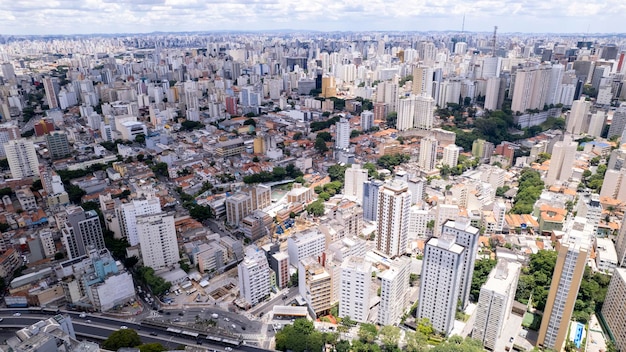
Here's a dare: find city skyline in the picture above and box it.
[0,0,625,36]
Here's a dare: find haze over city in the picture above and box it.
[0,0,625,35]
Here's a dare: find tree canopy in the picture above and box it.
[470,258,497,302]
[510,168,544,214]
[102,329,141,350]
[275,319,337,352]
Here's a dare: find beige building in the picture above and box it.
[298,256,332,317]
[601,268,626,352]
[537,232,589,350]
[225,192,253,226]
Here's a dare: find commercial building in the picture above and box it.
[299,256,332,317]
[61,206,106,260]
[225,191,253,226]
[287,229,326,267]
[46,131,71,160]
[362,180,384,221]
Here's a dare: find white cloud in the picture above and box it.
[0,0,623,34]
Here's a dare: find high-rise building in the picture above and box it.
[299,256,332,317]
[442,219,480,309]
[442,144,461,167]
[120,197,162,246]
[608,106,626,139]
[376,180,411,258]
[396,95,417,131]
[484,77,503,110]
[4,139,39,179]
[376,81,399,112]
[566,99,591,135]
[472,260,522,350]
[412,66,434,97]
[361,110,374,131]
[472,139,495,162]
[62,206,106,260]
[378,256,410,326]
[601,268,626,352]
[46,131,71,160]
[537,231,590,350]
[225,192,253,226]
[335,117,350,150]
[287,229,326,267]
[0,124,20,158]
[587,111,606,137]
[362,180,384,222]
[136,213,179,270]
[418,136,438,171]
[614,219,626,267]
[545,134,578,185]
[417,236,465,335]
[238,246,271,307]
[339,256,371,323]
[511,65,552,113]
[601,168,626,201]
[344,164,368,202]
[43,77,59,109]
[414,95,435,130]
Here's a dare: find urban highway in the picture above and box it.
[0,308,272,352]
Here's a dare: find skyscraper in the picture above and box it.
[340,256,372,323]
[472,260,522,350]
[442,218,480,308]
[43,77,59,109]
[545,134,578,186]
[378,256,410,326]
[344,164,368,202]
[537,228,590,351]
[376,180,411,258]
[4,139,39,179]
[335,117,350,150]
[566,99,591,135]
[360,110,374,131]
[608,106,626,139]
[414,95,435,130]
[412,66,434,98]
[46,131,71,160]
[136,213,179,270]
[418,136,438,171]
[238,246,271,307]
[442,144,461,167]
[362,180,383,222]
[417,235,465,335]
[511,65,552,113]
[62,206,106,260]
[600,268,626,352]
[119,197,162,246]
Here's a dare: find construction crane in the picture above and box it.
[492,26,498,57]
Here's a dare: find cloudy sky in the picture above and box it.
[0,0,624,35]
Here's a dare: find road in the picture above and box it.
[0,309,272,352]
[150,307,263,334]
[249,287,299,317]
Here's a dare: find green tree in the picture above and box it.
[470,259,497,302]
[139,343,166,352]
[386,112,397,128]
[151,162,169,177]
[102,329,141,350]
[379,325,400,349]
[405,331,428,352]
[314,138,329,154]
[134,134,146,144]
[306,199,325,216]
[358,323,378,343]
[335,340,351,352]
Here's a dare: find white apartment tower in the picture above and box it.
[378,256,411,326]
[376,180,411,258]
[4,139,39,179]
[412,66,434,97]
[287,229,326,266]
[136,213,179,270]
[442,218,480,309]
[335,118,350,150]
[545,134,578,186]
[339,256,372,323]
[442,144,460,168]
[472,260,522,350]
[566,99,591,135]
[601,268,626,352]
[238,246,271,307]
[511,65,552,113]
[418,136,438,171]
[120,197,162,246]
[414,95,435,130]
[417,236,465,335]
[344,164,369,202]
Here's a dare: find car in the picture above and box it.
[0,318,3,322]
[13,313,21,317]
[178,312,184,316]
[79,313,87,318]
[120,326,128,330]
[150,332,158,336]
[165,312,171,315]
[241,326,246,331]
[224,317,230,322]
[86,320,91,323]
[509,337,514,343]
[225,348,232,351]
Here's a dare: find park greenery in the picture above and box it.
[510,168,544,214]
[377,154,410,170]
[243,164,304,184]
[275,319,337,352]
[515,250,610,324]
[103,329,166,352]
[310,115,341,132]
